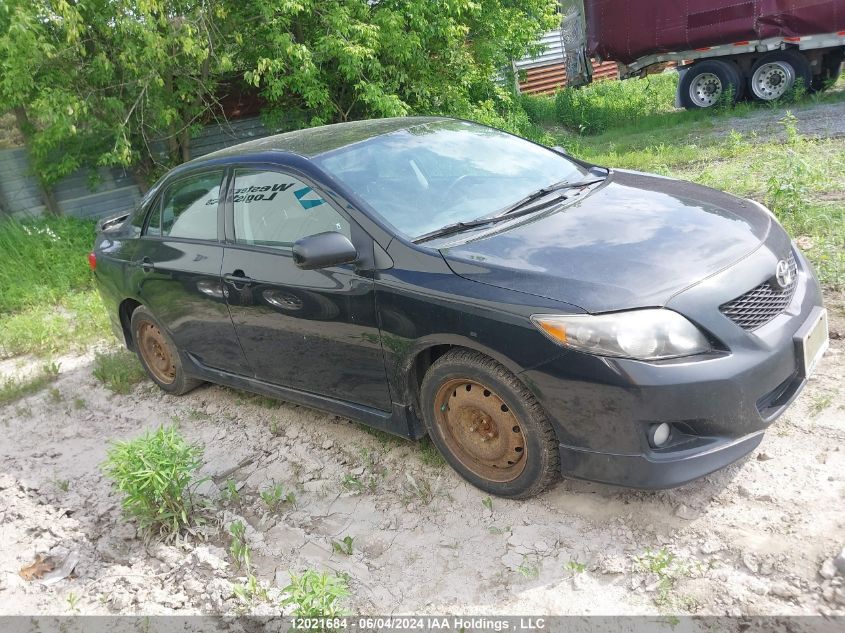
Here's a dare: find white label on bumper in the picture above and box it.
[801,308,828,378]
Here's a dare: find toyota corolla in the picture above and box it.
[91,117,828,498]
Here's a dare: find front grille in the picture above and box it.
[719,252,798,331]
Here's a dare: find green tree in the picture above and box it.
[0,0,237,192]
[240,0,558,128]
[0,0,558,195]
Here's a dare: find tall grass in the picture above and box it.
[553,73,679,134]
[0,216,109,357]
[0,217,96,313]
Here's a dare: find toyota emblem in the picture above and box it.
[774,259,793,290]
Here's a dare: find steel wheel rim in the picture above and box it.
[752,62,794,100]
[433,379,527,482]
[689,72,723,107]
[137,321,176,384]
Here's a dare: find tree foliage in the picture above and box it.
[0,0,558,190]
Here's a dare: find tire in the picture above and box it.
[679,60,741,109]
[749,50,811,101]
[130,305,203,395]
[420,349,560,498]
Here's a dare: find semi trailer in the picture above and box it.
[560,0,845,109]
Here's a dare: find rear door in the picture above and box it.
[221,166,392,411]
[131,169,251,375]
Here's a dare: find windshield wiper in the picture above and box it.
[413,177,605,244]
[495,177,604,218]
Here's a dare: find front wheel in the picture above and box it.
[679,60,742,109]
[130,306,203,395]
[420,349,560,498]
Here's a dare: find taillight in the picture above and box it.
[88,252,97,271]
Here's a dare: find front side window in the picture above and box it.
[146,171,222,240]
[314,119,588,239]
[232,170,350,248]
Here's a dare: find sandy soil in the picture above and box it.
[1,290,843,617]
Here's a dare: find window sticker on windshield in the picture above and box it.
[293,186,326,210]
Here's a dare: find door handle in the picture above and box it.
[223,270,255,287]
[141,257,155,273]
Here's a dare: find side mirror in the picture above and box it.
[292,231,358,270]
[551,145,571,157]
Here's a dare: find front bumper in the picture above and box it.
[559,431,764,489]
[521,245,824,489]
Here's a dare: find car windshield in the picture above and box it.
[314,120,588,239]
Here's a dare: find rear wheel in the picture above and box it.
[749,50,811,101]
[420,349,559,498]
[680,60,742,109]
[130,306,202,395]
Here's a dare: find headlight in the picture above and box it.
[531,309,710,360]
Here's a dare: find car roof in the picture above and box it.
[192,116,453,164]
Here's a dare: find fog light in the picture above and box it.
[648,423,672,448]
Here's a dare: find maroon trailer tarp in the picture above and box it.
[586,0,845,64]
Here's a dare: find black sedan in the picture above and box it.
[91,117,828,498]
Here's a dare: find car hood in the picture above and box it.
[440,170,772,313]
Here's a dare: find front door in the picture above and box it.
[132,169,251,375]
[222,167,392,411]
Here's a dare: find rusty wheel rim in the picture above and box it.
[433,379,527,482]
[137,321,176,385]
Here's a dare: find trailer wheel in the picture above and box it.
[749,50,812,101]
[680,60,741,109]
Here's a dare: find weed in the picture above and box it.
[233,573,270,605]
[487,525,511,535]
[331,536,354,556]
[418,437,446,468]
[188,408,209,421]
[229,520,252,571]
[634,547,690,608]
[73,397,86,410]
[14,405,32,418]
[53,478,70,492]
[260,482,294,512]
[65,592,80,614]
[269,417,283,436]
[402,473,434,505]
[481,496,493,511]
[280,570,349,618]
[517,558,539,580]
[809,392,834,417]
[341,474,365,494]
[0,362,61,406]
[222,478,242,506]
[93,349,146,394]
[102,425,204,540]
[566,560,587,574]
[359,425,404,451]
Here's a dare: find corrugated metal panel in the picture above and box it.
[0,116,276,219]
[519,60,619,94]
[0,148,46,215]
[515,29,566,70]
[191,116,271,158]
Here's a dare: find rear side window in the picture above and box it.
[232,170,350,249]
[146,171,222,240]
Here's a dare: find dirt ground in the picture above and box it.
[1,289,843,617]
